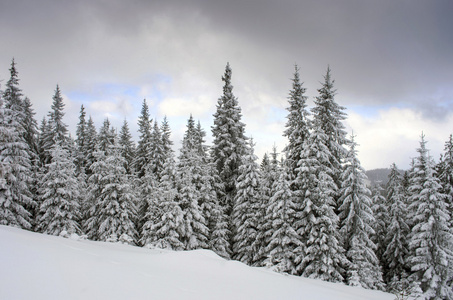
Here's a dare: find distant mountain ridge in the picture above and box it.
[365,168,392,186]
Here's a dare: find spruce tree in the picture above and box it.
[118,119,136,175]
[370,183,389,278]
[383,163,410,292]
[149,120,166,179]
[161,116,174,156]
[438,135,453,227]
[176,116,209,250]
[264,164,300,275]
[134,99,153,178]
[84,116,98,177]
[41,85,69,164]
[294,124,346,282]
[211,63,248,219]
[311,66,348,211]
[407,134,453,299]
[38,142,81,236]
[254,145,280,266]
[97,118,116,153]
[139,166,161,246]
[0,67,36,229]
[338,135,384,289]
[75,105,87,175]
[85,147,138,244]
[283,65,310,184]
[232,140,261,265]
[143,156,184,250]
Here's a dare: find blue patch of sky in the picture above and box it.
[67,83,141,103]
[347,102,410,118]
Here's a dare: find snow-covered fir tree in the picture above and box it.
[283,65,310,185]
[383,163,410,292]
[75,105,88,175]
[139,165,161,246]
[83,116,98,177]
[134,99,153,178]
[176,116,209,250]
[338,135,384,289]
[407,134,453,299]
[143,156,184,250]
[37,142,81,236]
[370,183,389,278]
[160,116,174,156]
[438,134,453,228]
[149,120,166,179]
[232,139,261,265]
[311,66,348,211]
[294,124,346,282]
[264,163,300,275]
[0,67,36,229]
[118,119,136,175]
[97,118,116,153]
[254,145,281,266]
[84,146,138,245]
[41,85,69,164]
[211,63,248,220]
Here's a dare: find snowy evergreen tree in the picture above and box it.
[3,59,25,121]
[176,116,209,250]
[338,135,383,289]
[312,66,348,211]
[134,99,153,178]
[438,134,453,228]
[160,116,174,156]
[407,134,453,299]
[370,183,389,276]
[149,120,166,179]
[118,119,136,175]
[254,145,280,266]
[75,105,87,175]
[0,68,36,229]
[294,124,346,282]
[177,164,209,250]
[383,163,410,292]
[139,166,161,246]
[85,147,138,245]
[211,63,248,220]
[83,116,98,177]
[41,85,69,164]
[231,140,261,265]
[97,118,116,154]
[264,163,300,275]
[38,142,80,236]
[143,156,184,250]
[283,65,310,184]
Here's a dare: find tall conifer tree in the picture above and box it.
[312,66,348,211]
[407,134,453,299]
[38,142,81,236]
[338,135,384,289]
[211,63,248,219]
[283,65,310,185]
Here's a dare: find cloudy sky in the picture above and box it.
[1,0,452,170]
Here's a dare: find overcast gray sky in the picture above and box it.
[1,0,452,170]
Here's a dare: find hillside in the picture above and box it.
[0,225,394,300]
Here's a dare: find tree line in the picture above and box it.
[0,59,452,299]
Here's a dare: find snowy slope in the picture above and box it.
[0,225,394,300]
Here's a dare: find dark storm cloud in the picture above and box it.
[1,0,452,170]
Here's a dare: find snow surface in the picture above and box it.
[0,225,394,300]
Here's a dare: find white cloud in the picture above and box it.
[346,108,453,170]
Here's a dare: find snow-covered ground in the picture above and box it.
[0,225,394,300]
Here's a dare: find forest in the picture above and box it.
[1,59,452,299]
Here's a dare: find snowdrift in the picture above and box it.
[0,225,393,300]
